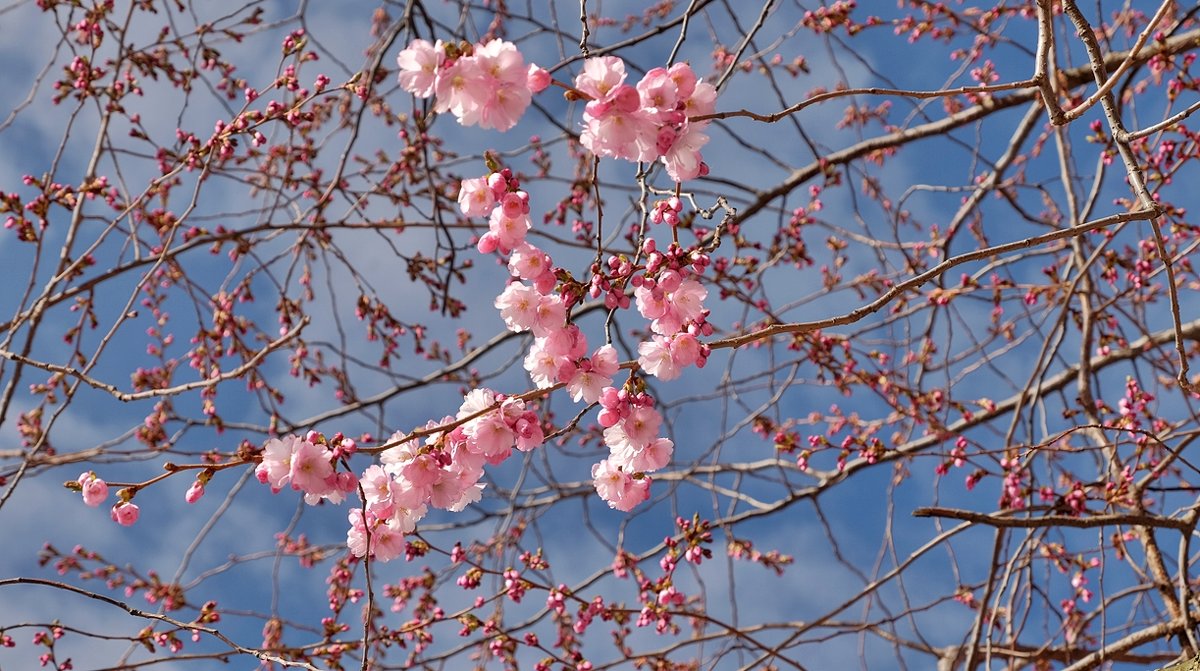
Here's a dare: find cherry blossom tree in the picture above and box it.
[3,1,1200,669]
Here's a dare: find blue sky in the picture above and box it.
[2,1,1200,670]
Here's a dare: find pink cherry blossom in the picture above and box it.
[508,242,552,280]
[399,452,443,491]
[395,38,442,98]
[78,471,108,507]
[458,176,496,216]
[637,67,681,119]
[499,191,529,219]
[371,520,409,562]
[683,78,717,118]
[110,501,140,526]
[320,471,359,506]
[622,405,663,448]
[670,333,701,368]
[389,502,427,535]
[661,124,711,182]
[531,294,566,337]
[346,508,370,557]
[360,464,399,517]
[473,39,534,131]
[288,439,335,497]
[540,323,587,358]
[525,337,570,388]
[638,336,680,380]
[347,508,409,561]
[581,106,658,163]
[636,275,707,335]
[669,276,707,323]
[566,344,619,403]
[447,482,484,512]
[634,284,668,319]
[495,282,541,332]
[512,411,545,451]
[592,458,630,504]
[429,470,470,510]
[574,56,627,103]
[255,435,299,492]
[467,413,515,463]
[434,56,487,126]
[614,476,651,512]
[458,388,496,417]
[630,437,674,472]
[667,62,697,101]
[457,388,515,462]
[487,207,530,251]
[592,459,652,511]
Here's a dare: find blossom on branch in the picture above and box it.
[396,38,542,131]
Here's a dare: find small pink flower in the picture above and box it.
[370,519,409,562]
[630,437,674,472]
[638,336,680,380]
[592,459,652,512]
[487,207,531,251]
[111,501,140,526]
[524,338,570,388]
[566,345,619,404]
[622,406,662,448]
[495,282,541,332]
[669,333,701,367]
[255,435,298,492]
[531,294,567,337]
[575,56,627,102]
[458,177,496,217]
[289,439,335,497]
[396,39,442,98]
[592,458,630,504]
[508,242,552,280]
[78,471,108,507]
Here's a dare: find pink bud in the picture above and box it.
[185,481,205,504]
[487,172,508,197]
[527,65,551,93]
[78,471,109,507]
[597,408,620,427]
[476,232,500,254]
[110,502,140,526]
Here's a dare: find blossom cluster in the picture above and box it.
[397,38,716,182]
[457,163,714,511]
[395,38,550,131]
[74,470,141,526]
[347,390,543,561]
[574,58,716,181]
[255,433,359,504]
[75,39,723,546]
[592,390,674,511]
[250,393,543,562]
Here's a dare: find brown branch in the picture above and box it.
[691,80,1039,124]
[0,577,321,670]
[1056,0,1173,124]
[0,316,309,403]
[707,207,1155,351]
[913,506,1194,532]
[731,25,1200,227]
[1058,618,1189,671]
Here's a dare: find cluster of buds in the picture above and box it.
[588,255,636,310]
[650,196,683,226]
